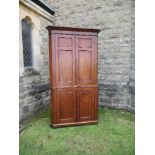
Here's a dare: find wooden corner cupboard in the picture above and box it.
[46,26,100,128]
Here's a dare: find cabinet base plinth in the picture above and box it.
[50,120,98,128]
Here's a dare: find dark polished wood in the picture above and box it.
[47,26,99,128]
[46,26,100,33]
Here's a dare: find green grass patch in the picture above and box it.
[20,108,135,155]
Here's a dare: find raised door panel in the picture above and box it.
[55,34,75,86]
[76,36,95,85]
[57,89,76,123]
[77,88,94,121]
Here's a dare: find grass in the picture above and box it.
[19,108,135,155]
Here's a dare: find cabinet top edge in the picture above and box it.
[46,26,100,33]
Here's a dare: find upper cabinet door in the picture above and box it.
[54,34,76,86]
[76,36,96,85]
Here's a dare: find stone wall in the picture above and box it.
[49,0,135,112]
[19,0,135,126]
[19,2,54,124]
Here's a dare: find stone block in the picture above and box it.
[22,105,30,114]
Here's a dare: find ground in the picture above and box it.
[20,108,135,155]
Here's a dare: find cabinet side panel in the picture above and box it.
[94,36,98,120]
[51,90,59,124]
[94,35,98,85]
[51,33,57,86]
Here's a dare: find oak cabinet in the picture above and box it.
[47,26,100,127]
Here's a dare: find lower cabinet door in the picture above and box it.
[56,89,76,124]
[52,87,97,126]
[77,88,95,122]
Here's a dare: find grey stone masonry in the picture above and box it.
[49,0,135,112]
[19,16,54,123]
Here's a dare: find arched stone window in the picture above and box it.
[21,16,33,67]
